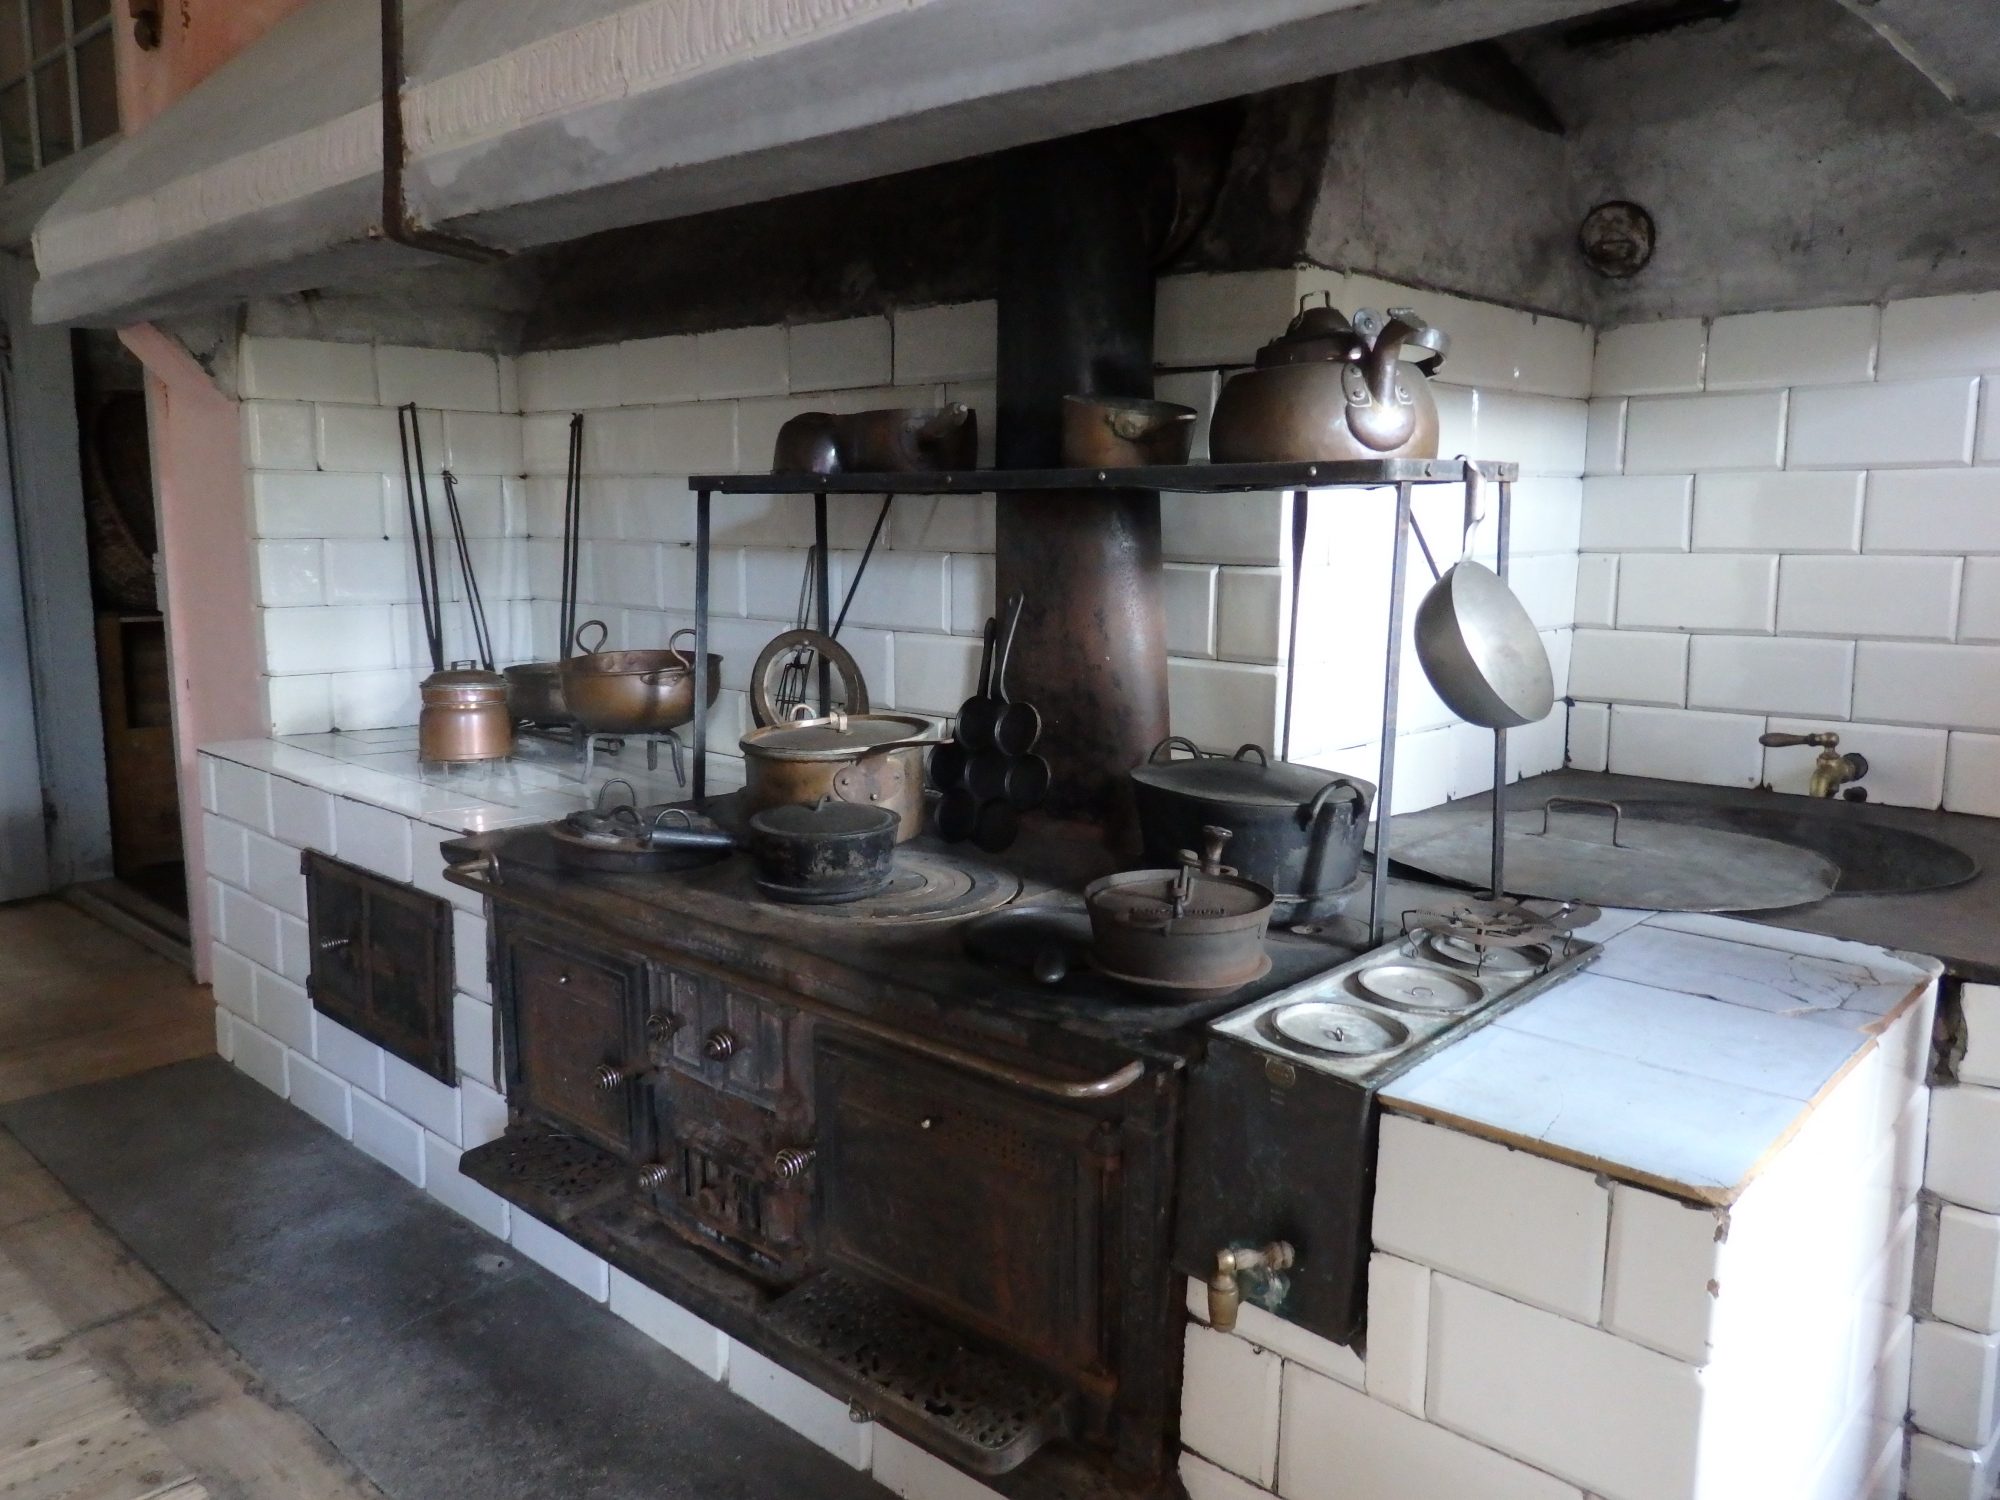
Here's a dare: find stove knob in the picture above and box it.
[703,1028,739,1062]
[645,1012,680,1044]
[771,1147,816,1183]
[637,1164,673,1191]
[594,1063,639,1093]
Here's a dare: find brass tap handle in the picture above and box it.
[703,1028,739,1063]
[1208,1241,1297,1332]
[1759,731,1839,749]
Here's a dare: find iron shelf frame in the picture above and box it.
[686,458,1523,945]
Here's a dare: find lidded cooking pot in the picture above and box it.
[1129,739,1373,923]
[738,707,939,843]
[419,663,514,765]
[1208,296,1448,465]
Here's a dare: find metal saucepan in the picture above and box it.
[739,707,945,843]
[560,621,724,737]
[646,800,901,904]
[1130,738,1372,923]
[1061,396,1197,468]
[1412,469,1554,730]
[1083,827,1275,998]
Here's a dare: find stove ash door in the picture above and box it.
[1173,1032,1378,1346]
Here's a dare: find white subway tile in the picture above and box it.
[1855,644,2000,732]
[586,404,736,476]
[383,1054,460,1144]
[892,633,978,716]
[1217,567,1281,663]
[203,814,250,890]
[788,317,892,392]
[333,797,414,881]
[728,1343,870,1467]
[1427,1276,1703,1500]
[1168,658,1278,751]
[1579,475,1692,552]
[241,337,375,403]
[349,1091,424,1185]
[1762,717,1946,807]
[1880,292,2000,378]
[1935,1204,2000,1333]
[1624,391,1786,473]
[1607,704,1767,786]
[1686,635,1853,718]
[1692,471,1864,553]
[442,410,523,476]
[1789,378,1979,469]
[1705,305,1878,389]
[510,1212,609,1301]
[211,761,273,833]
[613,334,702,406]
[252,966,312,1054]
[1163,490,1286,565]
[1593,319,1707,397]
[1164,564,1217,659]
[691,325,787,398]
[1278,1362,1583,1500]
[1567,629,1687,706]
[1184,1278,1364,1386]
[1372,1114,1608,1322]
[872,1430,1000,1500]
[243,400,316,468]
[1584,397,1625,475]
[1178,1452,1268,1500]
[460,1079,508,1149]
[1930,1086,2000,1212]
[1567,702,1609,771]
[1573,555,1617,629]
[1155,271,1301,366]
[1181,1323,1281,1486]
[832,550,951,634]
[608,1268,728,1379]
[1907,1429,2000,1500]
[266,675,334,736]
[1363,1254,1428,1416]
[287,1054,351,1138]
[376,345,501,412]
[313,1014,385,1096]
[423,1133,508,1238]
[1507,476,1585,556]
[256,540,324,608]
[1616,553,1777,632]
[892,300,995,384]
[315,403,434,474]
[276,916,310,985]
[269,778,335,850]
[328,669,420,732]
[1863,469,2000,554]
[263,606,399,675]
[253,471,386,540]
[453,910,489,1003]
[453,996,495,1090]
[1778,554,1961,640]
[1602,1185,1725,1363]
[321,540,417,607]
[1946,732,2000,815]
[221,889,285,971]
[229,1021,289,1097]
[1157,369,1219,461]
[1912,1319,2000,1449]
[210,942,255,1019]
[1472,392,1587,479]
[1959,560,2000,642]
[1965,983,2000,1088]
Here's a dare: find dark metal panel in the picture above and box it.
[304,849,456,1083]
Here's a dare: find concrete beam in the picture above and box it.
[1835,0,2000,132]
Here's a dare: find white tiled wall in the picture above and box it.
[1182,992,1933,1500]
[242,339,531,736]
[1575,296,2000,809]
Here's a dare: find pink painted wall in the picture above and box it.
[115,0,314,132]
[120,326,263,980]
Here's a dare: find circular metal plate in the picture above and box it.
[1089,951,1272,1001]
[712,849,1022,925]
[1266,1000,1409,1057]
[1414,931,1548,976]
[1354,961,1485,1012]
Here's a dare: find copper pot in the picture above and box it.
[559,622,722,737]
[1061,396,1197,467]
[503,662,569,725]
[1209,299,1448,464]
[739,708,941,844]
[420,664,514,764]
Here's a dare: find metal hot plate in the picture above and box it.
[705,847,1022,925]
[1265,999,1410,1058]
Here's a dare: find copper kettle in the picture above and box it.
[1209,296,1449,464]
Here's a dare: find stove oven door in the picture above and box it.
[815,1035,1120,1380]
[493,915,651,1160]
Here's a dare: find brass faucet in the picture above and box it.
[1759,731,1869,799]
[1208,1241,1295,1331]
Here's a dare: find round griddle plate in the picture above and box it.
[1353,961,1485,1012]
[708,848,1021,925]
[1266,999,1409,1057]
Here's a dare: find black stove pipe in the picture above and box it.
[994,129,1171,839]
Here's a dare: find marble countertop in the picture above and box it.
[1382,907,1940,1205]
[200,727,747,834]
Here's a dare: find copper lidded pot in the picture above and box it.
[420,663,514,765]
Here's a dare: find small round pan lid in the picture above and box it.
[742,709,932,760]
[748,799,899,839]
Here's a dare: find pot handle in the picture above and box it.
[667,626,698,659]
[1298,777,1366,828]
[1147,735,1208,764]
[1231,744,1270,766]
[573,619,610,656]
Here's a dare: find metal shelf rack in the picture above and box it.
[686,457,1523,945]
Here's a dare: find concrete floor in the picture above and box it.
[2,1059,891,1499]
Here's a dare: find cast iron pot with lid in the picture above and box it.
[1084,827,1276,998]
[1130,738,1372,923]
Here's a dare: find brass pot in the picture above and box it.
[739,708,940,844]
[1061,396,1197,468]
[559,623,722,737]
[420,664,514,764]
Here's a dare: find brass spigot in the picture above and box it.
[1208,1241,1295,1332]
[1759,731,1869,799]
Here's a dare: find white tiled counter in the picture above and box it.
[199,734,1955,1500]
[1183,912,1942,1500]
